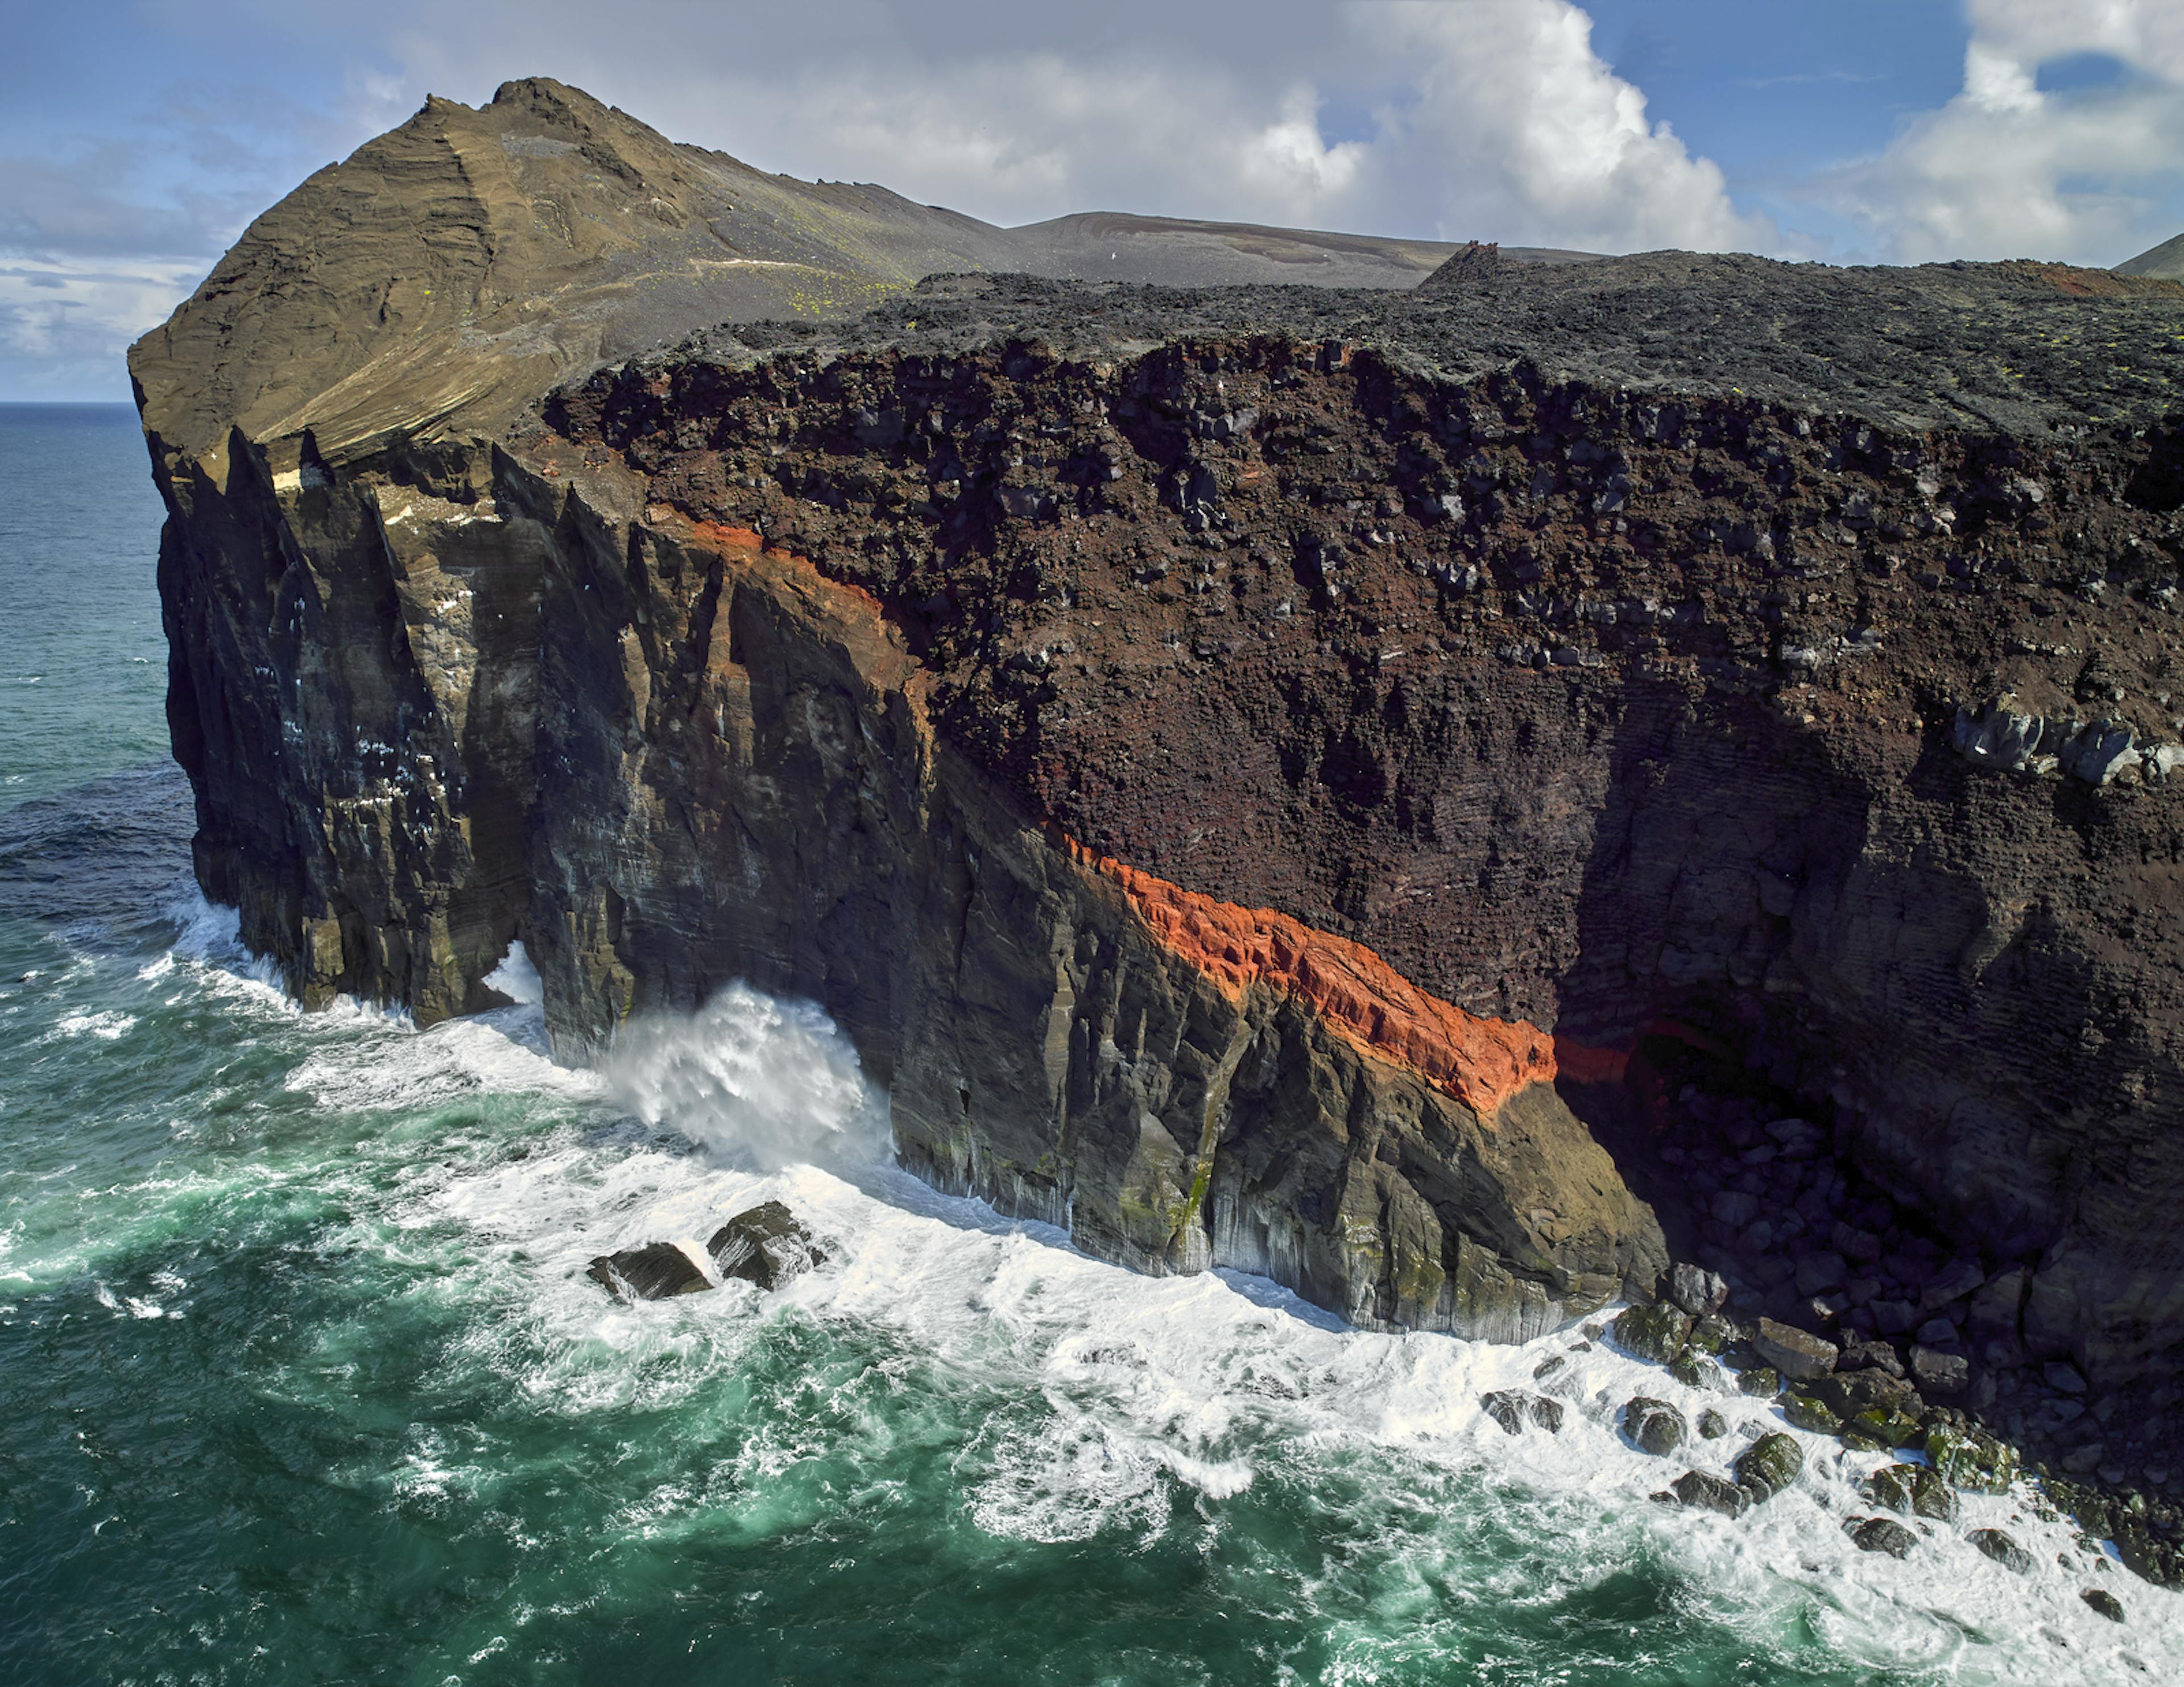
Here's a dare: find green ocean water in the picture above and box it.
[1,402,2177,1685]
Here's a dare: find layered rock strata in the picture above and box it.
[136,85,2184,1399]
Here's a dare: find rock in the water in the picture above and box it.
[1969,1528,2034,1573]
[1924,1423,2019,1495]
[1533,1353,1566,1382]
[706,1200,824,1291]
[1669,1353,1727,1392]
[1734,1432,1805,1502]
[1612,1302,1693,1364]
[1847,1515,1920,1558]
[1625,1396,1689,1457]
[586,1239,712,1301]
[1482,1390,1528,1434]
[1753,1317,1839,1381]
[1738,1365,1783,1397]
[1862,1462,1959,1524]
[2082,1587,2125,1623]
[1484,1389,1564,1436]
[1672,1469,1751,1518]
[1698,1408,1730,1440]
[1669,1262,1728,1318]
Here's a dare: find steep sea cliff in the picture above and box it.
[109,75,2184,1644]
[3,407,2181,1681]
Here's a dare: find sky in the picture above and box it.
[4,0,2183,401]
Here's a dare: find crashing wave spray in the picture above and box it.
[605,982,891,1172]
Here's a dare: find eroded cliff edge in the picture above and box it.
[135,82,2184,1437]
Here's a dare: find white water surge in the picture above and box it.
[166,931,2164,1685]
[16,892,2175,1682]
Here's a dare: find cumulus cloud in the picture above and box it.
[1349,1,1772,254]
[1819,0,2184,264]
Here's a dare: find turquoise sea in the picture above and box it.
[2,402,2177,1684]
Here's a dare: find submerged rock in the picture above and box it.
[2082,1587,2125,1623]
[1482,1390,1563,1435]
[1734,1432,1804,1503]
[708,1200,825,1290]
[1698,1408,1730,1440]
[1968,1528,2034,1573]
[1624,1396,1689,1457]
[586,1240,712,1301]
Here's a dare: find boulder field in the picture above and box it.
[132,80,2184,1520]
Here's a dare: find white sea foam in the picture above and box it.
[482,940,543,1006]
[93,916,2184,1678]
[605,982,891,1174]
[43,1010,135,1041]
[371,1027,2183,1682]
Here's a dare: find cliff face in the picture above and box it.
[136,85,2184,1399]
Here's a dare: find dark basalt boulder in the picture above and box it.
[1625,1396,1688,1457]
[586,1241,710,1301]
[1612,1303,1692,1365]
[708,1200,825,1290]
[1753,1318,1839,1382]
[1842,1405,1924,1452]
[1738,1366,1783,1398]
[1781,1392,1843,1434]
[2082,1587,2125,1622]
[1968,1528,2034,1573]
[1672,1469,1750,1518]
[1924,1424,2019,1495]
[1669,1263,1728,1318]
[1809,1366,1920,1421]
[1734,1432,1805,1502]
[1698,1408,1730,1440]
[1908,1346,1970,1395]
[1862,1462,1959,1524]
[1846,1515,1920,1558]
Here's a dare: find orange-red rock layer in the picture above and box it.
[1070,840,1558,1118]
[680,510,1618,1122]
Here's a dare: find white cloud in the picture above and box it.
[379,0,1764,249]
[1821,0,2184,264]
[1350,0,1773,254]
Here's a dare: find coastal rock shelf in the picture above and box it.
[134,78,2184,1494]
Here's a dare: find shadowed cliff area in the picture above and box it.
[129,78,2184,1564]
